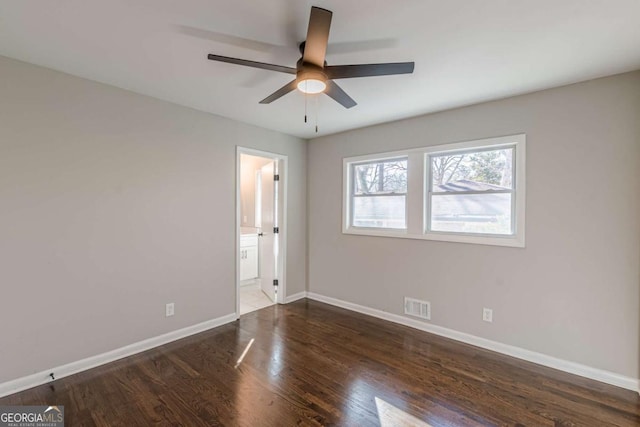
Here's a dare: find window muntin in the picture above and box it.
[350,157,408,229]
[342,134,525,247]
[427,146,516,236]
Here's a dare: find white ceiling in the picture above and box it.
[1,0,639,138]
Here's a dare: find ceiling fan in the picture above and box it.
[207,6,415,109]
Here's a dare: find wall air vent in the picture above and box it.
[404,297,431,320]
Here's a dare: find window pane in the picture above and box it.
[431,147,513,192]
[430,193,512,234]
[353,195,406,229]
[354,159,407,195]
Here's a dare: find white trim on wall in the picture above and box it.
[305,292,639,393]
[3,295,637,398]
[0,313,237,398]
[284,291,308,304]
[342,134,526,248]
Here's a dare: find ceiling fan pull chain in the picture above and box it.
[304,92,308,123]
[315,95,319,133]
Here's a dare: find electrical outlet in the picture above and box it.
[166,303,175,317]
[482,308,493,323]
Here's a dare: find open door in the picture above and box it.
[259,161,277,303]
[236,147,287,316]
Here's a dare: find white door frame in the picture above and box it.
[236,146,288,317]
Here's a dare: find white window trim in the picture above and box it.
[342,134,526,248]
[342,151,410,237]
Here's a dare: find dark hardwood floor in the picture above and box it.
[1,299,638,426]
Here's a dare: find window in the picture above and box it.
[346,156,408,230]
[343,134,525,247]
[427,146,515,235]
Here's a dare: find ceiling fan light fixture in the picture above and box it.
[296,68,327,94]
[297,78,326,94]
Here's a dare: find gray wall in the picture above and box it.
[0,55,306,383]
[308,71,640,379]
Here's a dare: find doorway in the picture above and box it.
[236,147,287,316]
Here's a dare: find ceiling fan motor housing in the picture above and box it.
[296,63,328,85]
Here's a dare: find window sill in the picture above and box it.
[342,227,525,248]
[342,227,409,239]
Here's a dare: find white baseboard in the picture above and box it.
[3,295,637,397]
[306,292,640,393]
[284,291,308,304]
[0,313,237,398]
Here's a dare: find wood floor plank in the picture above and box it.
[1,299,638,426]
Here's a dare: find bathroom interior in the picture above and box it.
[239,153,277,314]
